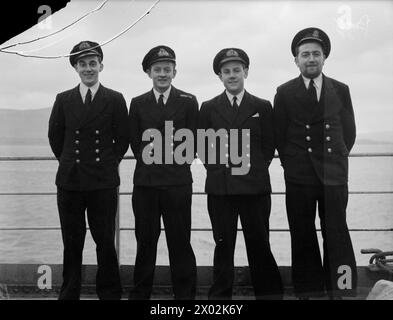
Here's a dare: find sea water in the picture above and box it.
[0,143,392,266]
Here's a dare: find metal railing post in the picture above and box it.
[0,153,392,264]
[115,169,121,263]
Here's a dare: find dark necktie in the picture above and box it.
[233,96,239,109]
[85,89,92,105]
[308,79,318,103]
[157,94,165,108]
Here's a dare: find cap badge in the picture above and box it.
[312,30,319,38]
[226,49,239,57]
[79,42,91,50]
[158,48,170,57]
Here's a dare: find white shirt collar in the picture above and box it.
[225,89,245,106]
[302,73,323,101]
[79,82,100,102]
[153,86,171,104]
[302,73,323,90]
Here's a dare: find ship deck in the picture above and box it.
[1,153,392,300]
[0,264,391,300]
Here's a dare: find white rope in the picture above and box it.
[13,35,71,54]
[0,0,160,59]
[0,0,110,51]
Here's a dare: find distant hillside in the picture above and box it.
[0,108,51,145]
[0,108,392,146]
[356,131,393,145]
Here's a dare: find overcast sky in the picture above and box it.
[0,0,392,133]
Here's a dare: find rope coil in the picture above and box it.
[361,248,393,275]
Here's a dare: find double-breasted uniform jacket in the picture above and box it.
[128,86,199,187]
[273,74,356,186]
[198,91,275,195]
[48,84,129,191]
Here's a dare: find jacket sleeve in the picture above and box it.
[186,96,199,160]
[273,88,288,163]
[112,93,129,163]
[128,98,141,161]
[197,101,210,167]
[341,85,356,152]
[48,94,65,159]
[260,101,275,165]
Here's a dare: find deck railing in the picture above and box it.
[0,153,392,260]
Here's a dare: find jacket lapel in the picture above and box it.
[68,85,85,124]
[164,86,182,120]
[294,74,331,122]
[233,91,258,127]
[79,84,109,127]
[149,89,166,126]
[139,89,166,131]
[294,75,315,114]
[215,91,237,125]
[320,75,343,119]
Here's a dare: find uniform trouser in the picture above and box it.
[130,185,197,300]
[207,194,283,300]
[285,182,358,298]
[57,187,122,300]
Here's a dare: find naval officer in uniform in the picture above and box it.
[198,48,283,299]
[48,41,129,299]
[128,45,198,300]
[273,27,357,299]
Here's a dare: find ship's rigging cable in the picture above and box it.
[0,0,160,59]
[0,0,110,51]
